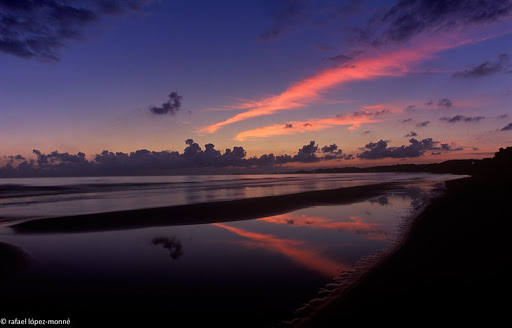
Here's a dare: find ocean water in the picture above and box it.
[0,172,456,223]
[0,173,462,326]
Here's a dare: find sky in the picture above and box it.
[0,0,511,175]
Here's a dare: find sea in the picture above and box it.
[0,173,462,326]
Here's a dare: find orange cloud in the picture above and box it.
[200,34,476,134]
[212,223,348,277]
[234,110,384,141]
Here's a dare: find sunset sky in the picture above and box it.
[1,0,511,172]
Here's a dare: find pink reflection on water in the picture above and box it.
[213,223,349,277]
[259,213,388,240]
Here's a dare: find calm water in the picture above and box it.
[1,173,453,222]
[0,173,461,326]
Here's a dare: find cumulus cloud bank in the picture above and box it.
[0,139,354,177]
[357,137,462,160]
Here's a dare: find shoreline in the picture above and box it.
[11,182,396,234]
[279,180,448,326]
[288,174,512,326]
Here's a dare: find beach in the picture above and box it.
[11,182,394,233]
[0,173,454,327]
[290,172,512,326]
[1,170,509,327]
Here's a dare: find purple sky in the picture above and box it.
[1,0,511,174]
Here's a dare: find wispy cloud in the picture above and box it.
[201,35,496,134]
[366,0,512,45]
[0,0,152,61]
[439,115,485,123]
[201,0,511,135]
[501,123,512,131]
[453,53,510,78]
[234,110,385,141]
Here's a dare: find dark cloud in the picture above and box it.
[405,131,418,137]
[437,98,453,109]
[7,154,26,161]
[424,98,452,109]
[453,54,510,78]
[321,144,338,153]
[357,137,461,160]
[1,140,357,177]
[327,54,352,64]
[498,114,509,119]
[363,130,371,134]
[319,143,349,160]
[501,123,512,131]
[259,0,312,40]
[0,0,152,61]
[402,118,413,123]
[358,138,436,159]
[440,143,463,151]
[405,105,416,112]
[371,0,512,44]
[439,115,485,123]
[292,141,319,162]
[416,121,430,127]
[285,123,293,128]
[152,236,183,260]
[260,0,364,41]
[350,108,390,118]
[149,92,182,115]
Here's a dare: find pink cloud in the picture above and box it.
[201,33,479,134]
[234,110,387,141]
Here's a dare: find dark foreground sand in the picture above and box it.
[0,241,30,279]
[290,174,512,326]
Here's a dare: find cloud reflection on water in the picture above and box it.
[212,223,349,277]
[259,213,388,241]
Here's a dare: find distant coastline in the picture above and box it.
[0,156,493,178]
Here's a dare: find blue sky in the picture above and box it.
[0,0,511,174]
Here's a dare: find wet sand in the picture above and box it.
[291,174,512,326]
[0,241,30,279]
[11,182,395,233]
